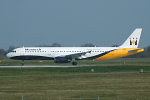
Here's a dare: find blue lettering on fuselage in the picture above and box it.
[25,48,41,51]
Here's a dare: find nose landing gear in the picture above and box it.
[21,60,24,66]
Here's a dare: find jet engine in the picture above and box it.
[54,57,69,63]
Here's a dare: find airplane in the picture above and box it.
[6,28,144,66]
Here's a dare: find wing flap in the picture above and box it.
[59,51,91,59]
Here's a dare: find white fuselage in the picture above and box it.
[7,47,118,60]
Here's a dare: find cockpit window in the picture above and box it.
[10,50,16,53]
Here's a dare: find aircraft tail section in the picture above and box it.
[120,28,142,48]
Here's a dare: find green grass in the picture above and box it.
[0,73,150,100]
[0,58,150,100]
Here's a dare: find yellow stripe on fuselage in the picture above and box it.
[94,48,144,60]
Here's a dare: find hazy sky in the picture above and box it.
[0,0,150,50]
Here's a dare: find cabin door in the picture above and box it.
[20,49,24,56]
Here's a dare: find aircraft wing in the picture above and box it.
[128,48,143,53]
[63,51,91,59]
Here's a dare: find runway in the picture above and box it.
[0,65,97,68]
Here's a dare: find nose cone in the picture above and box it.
[6,53,11,58]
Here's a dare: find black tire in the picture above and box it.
[21,63,24,66]
[72,62,77,65]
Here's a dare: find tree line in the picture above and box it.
[0,43,150,59]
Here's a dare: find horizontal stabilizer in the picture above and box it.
[128,48,143,53]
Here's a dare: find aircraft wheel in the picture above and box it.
[72,62,77,65]
[21,60,24,66]
[21,63,24,66]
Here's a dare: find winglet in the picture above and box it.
[120,28,142,48]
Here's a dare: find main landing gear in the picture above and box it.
[72,61,77,65]
[72,58,77,65]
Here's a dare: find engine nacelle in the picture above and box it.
[54,57,69,63]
